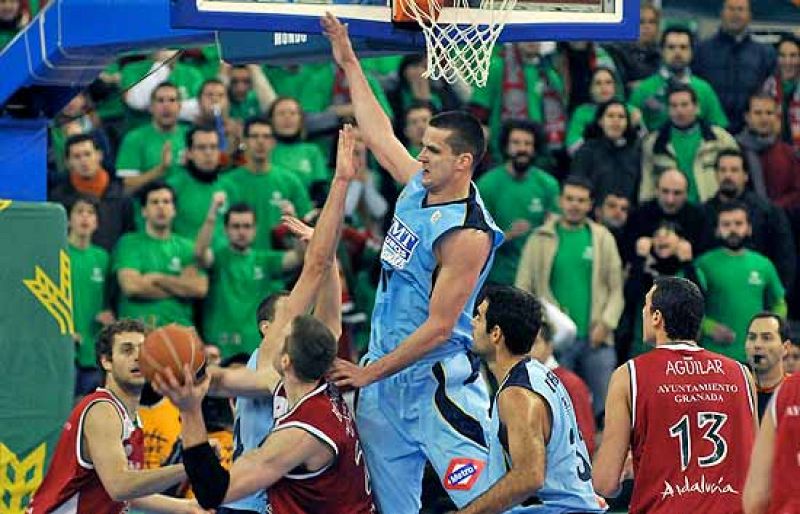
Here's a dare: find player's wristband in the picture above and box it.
[182,442,230,509]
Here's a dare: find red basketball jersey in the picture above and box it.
[27,388,144,514]
[629,343,756,514]
[267,382,375,514]
[553,365,597,455]
[768,373,800,514]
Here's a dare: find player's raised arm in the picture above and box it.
[255,125,356,376]
[322,13,419,185]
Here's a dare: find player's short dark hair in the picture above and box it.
[256,291,290,326]
[498,118,545,159]
[185,124,218,149]
[538,319,554,345]
[714,148,746,173]
[285,315,337,382]
[138,180,176,207]
[747,312,791,342]
[650,277,704,341]
[428,111,486,169]
[482,285,543,356]
[660,25,694,49]
[64,133,99,158]
[243,116,272,138]
[67,194,100,217]
[151,81,179,101]
[562,174,594,198]
[666,83,698,105]
[96,319,147,369]
[717,200,750,222]
[224,202,255,226]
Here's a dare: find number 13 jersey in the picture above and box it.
[629,343,756,514]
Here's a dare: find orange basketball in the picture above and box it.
[139,324,206,385]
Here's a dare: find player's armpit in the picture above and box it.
[742,409,775,514]
[222,426,333,504]
[592,364,632,498]
[457,387,548,514]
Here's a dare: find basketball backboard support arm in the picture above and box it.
[172,0,639,43]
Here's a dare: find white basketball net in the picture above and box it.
[400,0,518,87]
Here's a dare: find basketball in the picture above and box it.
[139,324,206,385]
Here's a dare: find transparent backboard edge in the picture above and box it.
[195,0,623,25]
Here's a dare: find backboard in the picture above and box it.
[173,0,639,44]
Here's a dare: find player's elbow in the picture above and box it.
[517,468,544,496]
[104,479,138,502]
[593,472,620,498]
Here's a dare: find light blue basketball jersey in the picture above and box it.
[369,171,504,365]
[222,349,273,513]
[488,358,605,513]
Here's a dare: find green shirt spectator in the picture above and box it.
[670,125,704,204]
[550,224,593,338]
[194,197,302,358]
[477,120,560,285]
[269,97,330,187]
[115,82,188,196]
[166,126,227,245]
[114,182,208,328]
[696,248,785,362]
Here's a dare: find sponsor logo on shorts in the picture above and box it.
[443,457,485,491]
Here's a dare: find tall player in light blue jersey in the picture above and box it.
[323,14,505,513]
[463,285,606,514]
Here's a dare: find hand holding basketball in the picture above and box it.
[152,363,211,413]
[321,13,357,67]
[139,324,206,385]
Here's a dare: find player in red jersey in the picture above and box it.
[152,125,374,514]
[593,277,758,514]
[743,372,800,513]
[27,319,207,514]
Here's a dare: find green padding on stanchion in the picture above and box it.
[0,201,74,512]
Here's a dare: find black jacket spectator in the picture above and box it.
[623,199,708,264]
[694,30,776,134]
[49,178,134,252]
[571,99,642,205]
[703,190,796,288]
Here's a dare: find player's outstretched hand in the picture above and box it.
[152,364,210,412]
[283,215,314,242]
[321,12,357,67]
[334,124,358,182]
[329,358,373,388]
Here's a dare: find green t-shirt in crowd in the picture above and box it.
[629,72,729,131]
[219,165,312,250]
[115,123,188,179]
[120,59,204,130]
[477,165,560,285]
[264,65,322,101]
[550,223,593,338]
[229,91,262,122]
[166,167,227,245]
[299,65,394,118]
[112,232,202,327]
[670,125,703,204]
[695,248,785,362]
[202,246,286,358]
[271,142,330,188]
[69,243,110,368]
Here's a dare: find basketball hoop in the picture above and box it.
[394,0,517,87]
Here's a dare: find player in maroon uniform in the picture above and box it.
[27,319,206,514]
[593,277,758,514]
[743,372,800,513]
[152,125,374,514]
